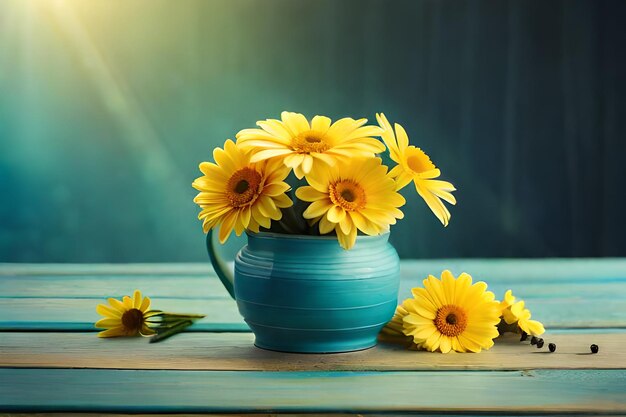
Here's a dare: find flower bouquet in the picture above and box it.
[192,112,456,249]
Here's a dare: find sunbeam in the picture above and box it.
[41,0,184,188]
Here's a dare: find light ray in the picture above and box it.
[38,0,191,246]
[42,0,184,187]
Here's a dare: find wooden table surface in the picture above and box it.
[1,259,626,416]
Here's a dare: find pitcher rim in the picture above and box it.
[245,231,390,241]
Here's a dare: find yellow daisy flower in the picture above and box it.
[376,113,456,226]
[236,111,385,179]
[192,139,293,243]
[95,290,159,337]
[295,157,405,250]
[379,304,415,346]
[500,290,545,336]
[401,270,501,353]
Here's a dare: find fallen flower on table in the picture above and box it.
[95,290,205,342]
[383,270,501,353]
[498,289,545,337]
[378,303,416,348]
[382,274,548,353]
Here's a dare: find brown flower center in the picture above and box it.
[234,179,249,194]
[121,308,145,334]
[291,130,330,153]
[434,305,468,337]
[329,180,366,211]
[226,167,262,207]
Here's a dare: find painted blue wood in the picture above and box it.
[211,232,400,353]
[1,259,626,332]
[1,369,625,414]
[399,258,626,283]
[0,322,249,332]
[0,275,228,299]
[0,297,247,332]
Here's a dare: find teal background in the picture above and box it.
[1,0,625,262]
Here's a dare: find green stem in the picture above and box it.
[159,312,206,319]
[149,320,193,343]
[497,319,519,335]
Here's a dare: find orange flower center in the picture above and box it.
[226,167,262,207]
[329,180,366,211]
[434,305,468,337]
[121,308,145,334]
[291,130,330,153]
[405,147,436,174]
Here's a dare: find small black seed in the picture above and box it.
[590,344,599,354]
[530,336,538,345]
[520,332,528,342]
[536,338,544,349]
[548,343,556,352]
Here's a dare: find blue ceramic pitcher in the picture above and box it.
[207,230,400,353]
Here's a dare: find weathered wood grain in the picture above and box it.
[0,298,246,332]
[2,260,626,331]
[4,272,626,302]
[2,258,626,279]
[0,414,374,417]
[0,414,613,417]
[0,264,213,276]
[0,332,622,371]
[1,294,623,331]
[1,261,625,415]
[400,258,626,283]
[0,275,228,299]
[1,368,625,414]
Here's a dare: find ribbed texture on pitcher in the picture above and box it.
[234,232,400,353]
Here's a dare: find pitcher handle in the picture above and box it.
[206,230,236,299]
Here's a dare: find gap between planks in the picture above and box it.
[1,332,623,371]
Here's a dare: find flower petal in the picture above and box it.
[303,200,333,219]
[133,290,142,309]
[107,297,127,312]
[96,303,122,318]
[281,111,310,134]
[95,318,121,329]
[311,115,332,133]
[250,148,293,162]
[97,327,127,338]
[326,206,346,223]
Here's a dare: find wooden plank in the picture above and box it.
[1,332,623,371]
[4,273,626,302]
[1,259,626,331]
[0,275,228,299]
[0,298,247,332]
[0,415,380,417]
[0,415,613,417]
[0,263,213,276]
[1,294,623,331]
[399,258,626,283]
[2,258,626,280]
[1,368,625,414]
